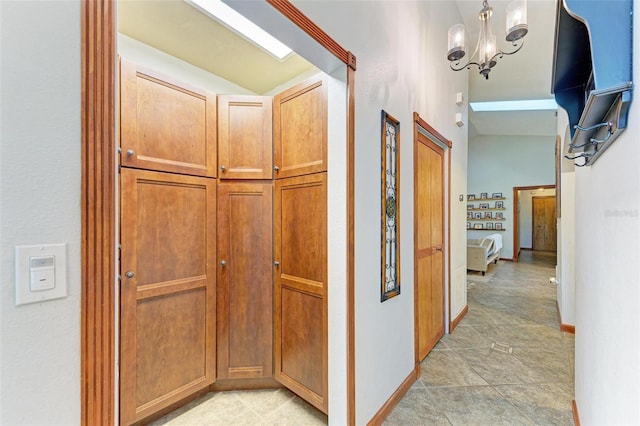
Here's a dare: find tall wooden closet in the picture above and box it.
[118,57,329,424]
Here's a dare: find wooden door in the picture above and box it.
[120,58,217,177]
[120,168,216,425]
[217,182,273,380]
[217,95,273,179]
[533,196,557,251]
[273,77,327,179]
[414,133,445,361]
[274,173,327,413]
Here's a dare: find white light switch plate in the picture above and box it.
[15,243,67,305]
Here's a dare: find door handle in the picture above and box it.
[220,260,227,267]
[125,270,135,278]
[435,245,443,252]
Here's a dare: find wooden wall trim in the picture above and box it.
[556,301,576,334]
[265,0,356,69]
[347,66,356,426]
[572,400,581,426]
[81,0,116,425]
[449,304,468,332]
[413,112,453,148]
[447,134,452,335]
[366,367,419,426]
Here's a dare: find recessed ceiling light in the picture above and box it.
[185,0,293,60]
[470,99,558,112]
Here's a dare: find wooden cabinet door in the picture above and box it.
[273,77,327,179]
[415,134,445,361]
[217,95,273,179]
[217,182,273,379]
[120,168,216,425]
[274,173,327,413]
[120,58,217,177]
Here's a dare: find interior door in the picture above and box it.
[217,95,273,179]
[216,182,273,380]
[533,196,557,251]
[414,132,445,361]
[120,168,216,425]
[274,173,327,413]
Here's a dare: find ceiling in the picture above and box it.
[118,0,558,137]
[117,0,315,94]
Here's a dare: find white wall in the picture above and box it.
[326,70,349,424]
[573,1,640,422]
[0,1,81,424]
[118,34,256,94]
[518,187,556,249]
[291,1,468,423]
[556,108,575,327]
[468,134,556,259]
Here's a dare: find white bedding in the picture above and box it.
[487,233,503,254]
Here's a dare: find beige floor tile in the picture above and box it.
[383,387,451,425]
[494,383,575,425]
[420,350,489,387]
[427,386,534,425]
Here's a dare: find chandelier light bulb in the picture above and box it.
[506,0,528,42]
[447,24,466,61]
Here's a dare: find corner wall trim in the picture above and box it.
[572,400,581,426]
[449,304,468,332]
[366,367,419,426]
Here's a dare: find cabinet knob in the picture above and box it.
[273,165,280,172]
[126,149,135,157]
[125,270,135,278]
[220,260,227,267]
[221,165,226,172]
[273,261,280,267]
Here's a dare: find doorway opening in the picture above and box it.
[512,185,556,262]
[80,1,356,425]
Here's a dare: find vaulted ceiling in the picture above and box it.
[454,0,558,137]
[118,0,558,137]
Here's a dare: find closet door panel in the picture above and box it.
[120,168,216,425]
[274,173,327,413]
[217,182,273,379]
[273,77,327,179]
[120,58,216,177]
[217,96,272,179]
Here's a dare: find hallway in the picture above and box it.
[151,251,574,425]
[385,251,575,425]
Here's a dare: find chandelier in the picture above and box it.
[447,0,528,79]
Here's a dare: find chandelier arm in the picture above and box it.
[450,60,482,72]
[490,40,524,62]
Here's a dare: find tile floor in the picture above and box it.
[385,250,575,425]
[149,387,327,425]
[152,250,574,425]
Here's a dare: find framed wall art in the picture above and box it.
[381,110,400,302]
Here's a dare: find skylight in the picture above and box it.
[185,0,293,60]
[470,99,558,112]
